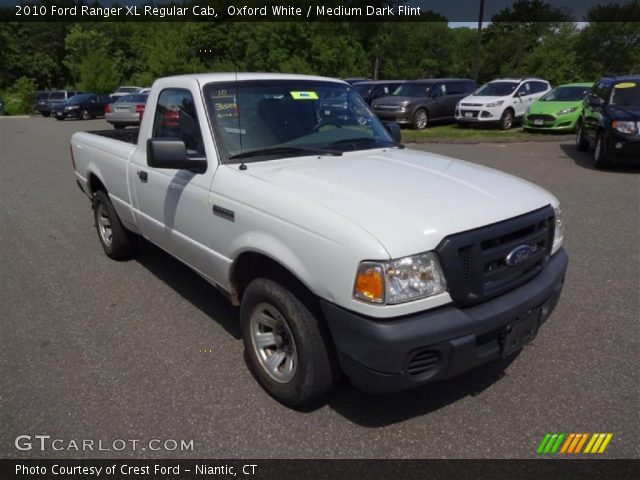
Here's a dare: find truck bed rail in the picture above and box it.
[87,128,139,145]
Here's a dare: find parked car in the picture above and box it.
[456,78,551,130]
[342,77,371,85]
[71,73,567,407]
[576,75,640,167]
[36,90,82,117]
[105,93,148,129]
[110,86,143,100]
[352,80,404,106]
[523,83,593,132]
[53,93,113,120]
[138,88,151,94]
[372,79,477,129]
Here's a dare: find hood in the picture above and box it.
[528,100,581,115]
[372,96,416,106]
[608,105,640,121]
[461,95,509,105]
[245,148,556,258]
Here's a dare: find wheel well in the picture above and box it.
[88,173,107,195]
[230,252,315,306]
[503,107,515,115]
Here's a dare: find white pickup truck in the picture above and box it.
[71,73,568,406]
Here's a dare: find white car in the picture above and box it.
[456,78,551,130]
[109,86,143,99]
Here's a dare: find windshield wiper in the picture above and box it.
[229,145,342,160]
[330,137,400,149]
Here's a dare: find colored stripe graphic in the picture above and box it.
[537,433,613,454]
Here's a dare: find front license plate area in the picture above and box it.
[465,112,473,118]
[502,310,540,358]
[534,119,544,125]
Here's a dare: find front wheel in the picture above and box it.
[241,278,338,407]
[81,109,91,120]
[92,190,137,260]
[593,132,610,169]
[412,108,428,130]
[575,122,589,151]
[499,109,514,130]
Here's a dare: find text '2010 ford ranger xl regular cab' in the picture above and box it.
[71,73,568,406]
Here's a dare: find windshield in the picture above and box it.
[541,86,590,102]
[391,83,430,97]
[49,92,66,100]
[610,81,640,106]
[203,80,395,163]
[117,93,148,103]
[67,94,92,103]
[353,83,374,96]
[116,87,139,94]
[473,82,518,97]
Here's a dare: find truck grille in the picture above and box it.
[436,206,555,307]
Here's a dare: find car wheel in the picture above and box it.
[92,190,137,260]
[575,122,589,151]
[81,109,90,120]
[113,124,125,130]
[499,109,514,130]
[412,108,428,130]
[593,132,610,169]
[241,278,338,407]
[42,112,50,118]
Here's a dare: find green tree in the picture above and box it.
[521,23,580,85]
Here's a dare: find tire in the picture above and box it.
[575,122,589,151]
[412,108,428,130]
[92,190,137,260]
[113,124,125,130]
[593,132,609,169]
[42,112,50,118]
[499,109,514,130]
[241,278,338,407]
[81,109,90,120]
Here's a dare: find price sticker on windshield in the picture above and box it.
[290,91,319,100]
[615,82,637,89]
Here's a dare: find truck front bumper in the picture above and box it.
[320,248,568,393]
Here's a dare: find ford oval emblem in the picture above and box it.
[505,245,534,267]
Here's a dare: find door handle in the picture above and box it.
[137,170,148,183]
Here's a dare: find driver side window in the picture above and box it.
[153,89,205,157]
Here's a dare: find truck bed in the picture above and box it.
[87,128,139,145]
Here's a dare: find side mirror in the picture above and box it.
[147,138,207,174]
[384,122,402,144]
[587,95,603,108]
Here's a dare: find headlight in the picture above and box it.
[556,107,577,116]
[65,105,79,110]
[552,206,564,255]
[354,252,447,305]
[612,121,637,135]
[485,100,504,108]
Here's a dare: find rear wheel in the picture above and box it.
[499,109,514,130]
[412,108,428,130]
[92,190,137,260]
[575,122,589,151]
[241,278,338,407]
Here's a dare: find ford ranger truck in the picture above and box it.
[71,74,568,407]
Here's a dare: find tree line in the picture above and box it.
[1,0,638,114]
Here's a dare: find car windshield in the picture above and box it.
[116,87,139,93]
[541,86,590,102]
[49,92,66,100]
[353,83,374,96]
[66,94,92,103]
[390,83,430,97]
[117,94,148,103]
[204,80,395,162]
[473,82,518,97]
[610,81,640,106]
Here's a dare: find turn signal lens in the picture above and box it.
[354,264,384,304]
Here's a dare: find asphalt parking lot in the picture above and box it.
[1,116,638,459]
